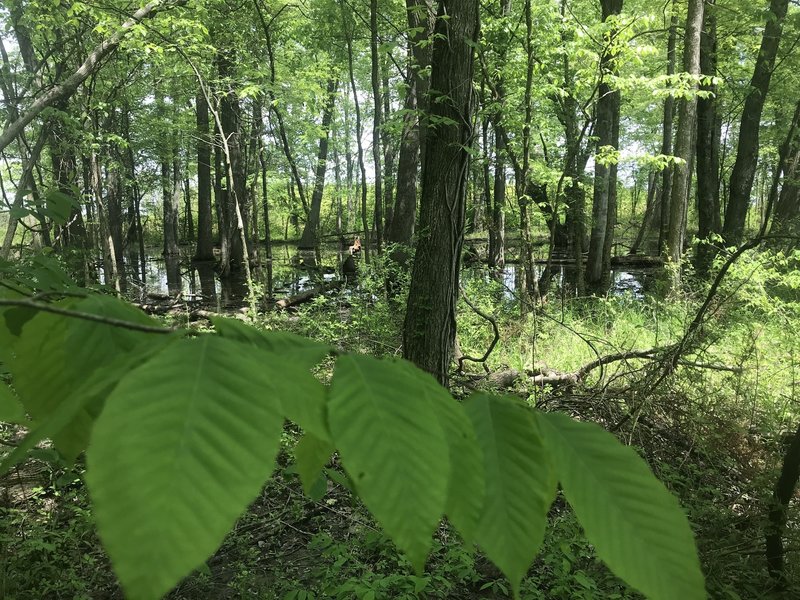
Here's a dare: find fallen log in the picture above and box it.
[275,280,343,310]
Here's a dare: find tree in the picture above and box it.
[665,0,704,268]
[694,0,721,272]
[403,0,479,385]
[723,0,791,244]
[586,0,623,287]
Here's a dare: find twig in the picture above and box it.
[0,298,174,334]
[457,285,500,374]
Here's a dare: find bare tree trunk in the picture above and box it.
[386,0,434,250]
[658,9,678,252]
[766,422,800,590]
[587,0,623,287]
[194,89,214,261]
[370,0,384,253]
[695,0,721,273]
[403,0,479,385]
[342,7,371,263]
[665,0,704,270]
[723,0,790,244]
[298,76,338,249]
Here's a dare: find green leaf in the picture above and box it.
[43,190,78,225]
[212,319,331,439]
[328,355,449,571]
[211,317,331,369]
[391,360,484,542]
[537,412,705,600]
[0,334,178,476]
[295,432,334,497]
[464,393,557,597]
[0,383,25,423]
[9,295,162,460]
[86,336,286,600]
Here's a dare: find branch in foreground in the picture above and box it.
[0,299,174,334]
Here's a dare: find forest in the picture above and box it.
[1,0,800,598]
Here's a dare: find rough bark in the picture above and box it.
[666,0,704,266]
[403,0,479,385]
[723,0,790,244]
[694,0,721,272]
[770,100,800,235]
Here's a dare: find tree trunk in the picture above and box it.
[403,0,478,385]
[194,89,214,261]
[658,10,678,252]
[765,422,800,589]
[490,126,506,268]
[694,0,721,273]
[587,0,623,287]
[723,0,790,244]
[770,100,800,235]
[342,7,371,263]
[386,0,435,249]
[370,0,384,253]
[665,0,704,268]
[298,76,338,249]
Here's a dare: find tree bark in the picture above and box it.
[386,0,435,249]
[665,0,704,267]
[694,0,721,273]
[194,89,214,261]
[587,0,623,287]
[298,76,338,249]
[722,0,790,244]
[403,0,479,385]
[657,9,678,252]
[370,0,384,253]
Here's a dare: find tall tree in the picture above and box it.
[665,0,704,266]
[403,0,479,385]
[694,0,721,272]
[586,0,623,287]
[722,0,791,244]
[297,76,338,249]
[194,90,214,261]
[370,0,384,253]
[387,0,434,251]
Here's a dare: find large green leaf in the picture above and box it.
[0,383,25,423]
[0,334,178,476]
[464,393,557,597]
[537,412,705,600]
[392,360,484,542]
[328,354,450,571]
[212,318,331,439]
[9,295,162,460]
[86,335,286,600]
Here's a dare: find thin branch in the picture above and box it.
[0,299,175,334]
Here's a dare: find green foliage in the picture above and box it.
[1,271,705,599]
[538,412,705,600]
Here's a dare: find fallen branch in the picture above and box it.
[275,280,342,310]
